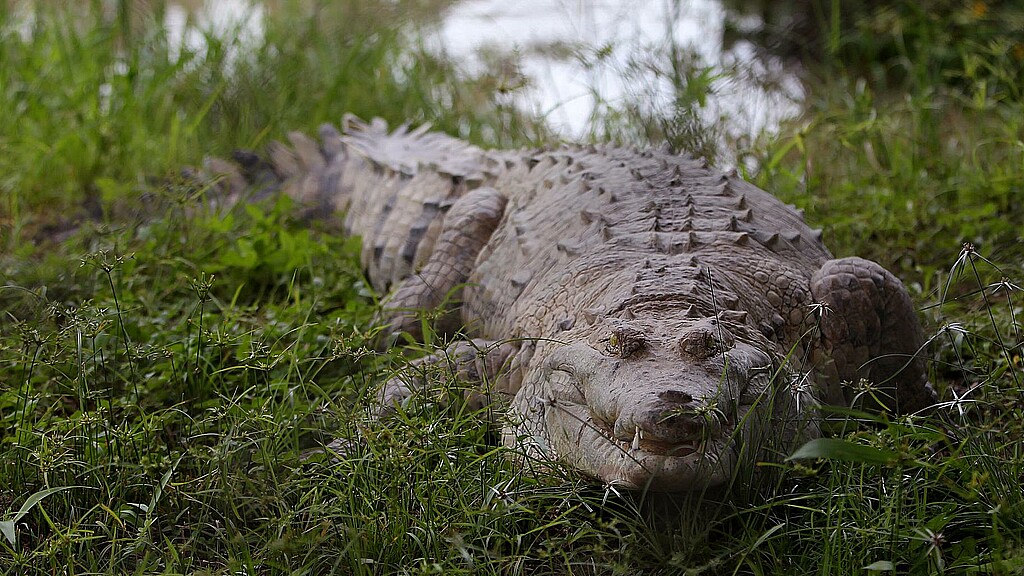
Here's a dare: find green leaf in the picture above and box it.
[786,438,898,465]
[863,560,895,571]
[0,521,13,547]
[1,486,91,547]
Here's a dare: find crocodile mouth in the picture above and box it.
[598,416,738,491]
[545,397,741,492]
[627,436,701,458]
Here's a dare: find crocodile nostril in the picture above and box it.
[658,390,694,405]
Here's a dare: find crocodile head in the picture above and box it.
[514,315,812,492]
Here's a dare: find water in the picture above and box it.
[21,0,803,149]
[163,0,263,63]
[432,0,803,142]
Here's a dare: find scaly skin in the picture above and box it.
[205,116,935,493]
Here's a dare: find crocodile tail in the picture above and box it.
[195,115,493,220]
[193,123,345,220]
[339,114,492,180]
[193,116,509,288]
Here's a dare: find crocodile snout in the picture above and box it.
[611,387,725,448]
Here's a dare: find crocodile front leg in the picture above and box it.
[810,256,935,413]
[376,338,527,419]
[378,186,507,343]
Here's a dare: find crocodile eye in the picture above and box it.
[604,327,646,358]
[678,326,734,360]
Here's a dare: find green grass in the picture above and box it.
[2,1,1024,574]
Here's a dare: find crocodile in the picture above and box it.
[205,115,935,493]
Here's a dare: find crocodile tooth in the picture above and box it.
[632,426,642,451]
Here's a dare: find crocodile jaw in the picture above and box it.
[515,337,781,493]
[543,397,739,492]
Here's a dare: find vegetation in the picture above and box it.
[1,0,1021,574]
